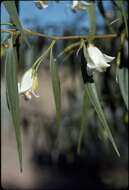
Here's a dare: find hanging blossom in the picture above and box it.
[18,68,39,100]
[34,1,48,9]
[72,0,92,11]
[85,44,115,73]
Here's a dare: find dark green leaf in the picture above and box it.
[117,68,128,110]
[85,83,120,157]
[5,38,22,172]
[115,1,128,37]
[82,40,119,156]
[50,46,61,128]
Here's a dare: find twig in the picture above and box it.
[24,29,117,40]
[1,28,118,40]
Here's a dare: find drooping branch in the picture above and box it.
[24,29,118,40]
[1,28,117,40]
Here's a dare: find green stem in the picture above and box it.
[32,40,56,73]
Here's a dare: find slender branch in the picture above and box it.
[1,28,117,40]
[57,41,80,57]
[24,29,117,40]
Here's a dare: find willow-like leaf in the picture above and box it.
[117,68,128,110]
[5,38,22,172]
[3,1,30,47]
[115,0,128,37]
[50,45,61,128]
[85,83,120,157]
[81,43,119,156]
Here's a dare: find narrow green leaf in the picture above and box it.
[3,1,30,47]
[121,8,128,37]
[115,1,128,37]
[32,45,51,72]
[5,38,22,172]
[87,3,96,38]
[117,68,128,110]
[50,46,61,128]
[85,83,120,157]
[77,88,89,154]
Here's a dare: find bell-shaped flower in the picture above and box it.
[85,44,115,73]
[34,1,48,9]
[18,68,39,100]
[72,0,92,11]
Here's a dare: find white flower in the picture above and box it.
[85,44,115,72]
[18,68,39,100]
[34,1,48,9]
[72,0,92,11]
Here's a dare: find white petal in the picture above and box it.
[72,0,91,11]
[72,0,78,8]
[20,69,33,93]
[99,59,111,67]
[103,54,115,63]
[87,62,96,69]
[34,1,48,9]
[79,1,92,9]
[42,4,48,9]
[86,44,113,73]
[87,61,110,72]
[96,62,110,72]
[83,46,94,66]
[81,1,92,6]
[87,45,105,66]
